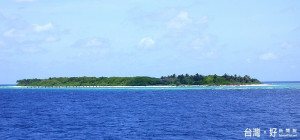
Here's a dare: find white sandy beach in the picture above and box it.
[12,84,271,88]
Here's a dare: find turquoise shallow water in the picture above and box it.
[1,81,300,90]
[0,82,299,139]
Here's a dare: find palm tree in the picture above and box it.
[213,74,217,83]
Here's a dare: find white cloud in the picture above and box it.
[12,0,36,2]
[3,29,25,38]
[3,24,56,38]
[85,38,104,47]
[260,52,277,60]
[139,37,155,49]
[45,37,59,42]
[167,11,208,32]
[246,58,252,63]
[167,11,192,30]
[72,37,109,48]
[21,47,41,53]
[33,23,54,32]
[281,42,294,49]
[204,50,217,58]
[192,35,211,50]
[197,16,209,24]
[0,14,65,56]
[71,38,110,57]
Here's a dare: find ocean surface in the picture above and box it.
[0,82,299,139]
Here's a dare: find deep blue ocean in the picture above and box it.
[0,82,299,139]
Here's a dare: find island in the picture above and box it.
[16,73,261,86]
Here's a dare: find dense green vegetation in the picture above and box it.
[16,73,261,86]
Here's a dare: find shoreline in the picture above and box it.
[11,84,270,88]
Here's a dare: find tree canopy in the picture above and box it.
[17,74,261,86]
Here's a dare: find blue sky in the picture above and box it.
[0,0,300,83]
